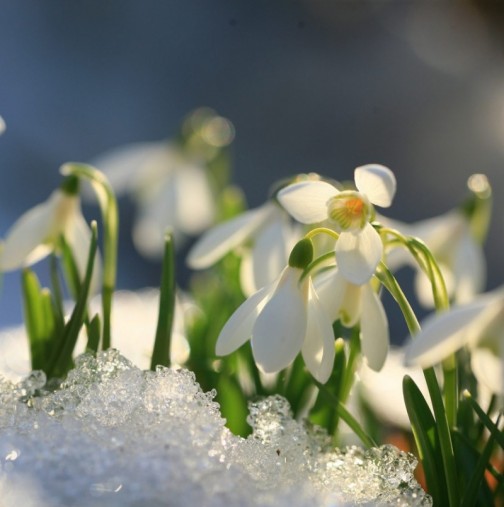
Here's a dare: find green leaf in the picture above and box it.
[216,374,250,437]
[403,375,448,506]
[85,314,101,354]
[21,270,56,371]
[151,233,176,370]
[47,221,98,378]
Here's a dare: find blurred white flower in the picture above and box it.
[384,210,485,308]
[90,110,234,258]
[278,165,396,285]
[187,202,300,296]
[0,116,5,135]
[404,287,504,395]
[0,179,101,292]
[215,265,335,383]
[358,347,430,430]
[314,267,389,371]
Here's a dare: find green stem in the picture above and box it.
[376,263,459,507]
[60,163,119,350]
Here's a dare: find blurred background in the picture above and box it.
[1,0,503,343]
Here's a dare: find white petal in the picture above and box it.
[0,192,61,271]
[360,284,389,371]
[404,290,504,368]
[277,181,337,224]
[251,212,297,292]
[354,164,396,208]
[251,268,307,373]
[313,268,347,322]
[471,348,504,396]
[453,229,486,304]
[301,280,335,383]
[187,203,273,269]
[215,283,276,356]
[173,164,215,235]
[239,249,257,297]
[65,211,102,296]
[335,222,383,285]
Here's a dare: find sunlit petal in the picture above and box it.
[277,181,337,224]
[187,204,273,269]
[404,290,504,368]
[0,192,60,271]
[252,269,307,373]
[313,268,346,322]
[354,164,396,208]
[215,283,276,356]
[335,222,383,285]
[301,280,335,383]
[360,284,389,371]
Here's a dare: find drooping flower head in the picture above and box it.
[90,108,234,258]
[0,176,101,291]
[215,238,336,383]
[278,165,396,285]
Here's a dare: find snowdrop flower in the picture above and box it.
[188,201,300,296]
[314,266,389,371]
[404,287,504,395]
[215,239,335,383]
[0,116,5,135]
[90,109,234,258]
[0,176,101,291]
[278,165,396,285]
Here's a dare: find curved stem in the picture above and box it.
[61,163,118,350]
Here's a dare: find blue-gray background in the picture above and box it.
[1,1,503,343]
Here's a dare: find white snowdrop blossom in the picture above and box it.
[404,287,504,395]
[90,110,234,258]
[215,262,335,384]
[0,179,101,291]
[0,116,5,135]
[383,210,485,308]
[188,202,300,296]
[314,267,389,371]
[278,165,396,285]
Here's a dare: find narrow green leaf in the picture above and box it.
[216,374,250,437]
[403,375,448,506]
[455,428,495,507]
[464,390,504,448]
[150,233,176,370]
[48,221,98,378]
[21,269,54,371]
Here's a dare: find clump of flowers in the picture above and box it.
[0,112,501,507]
